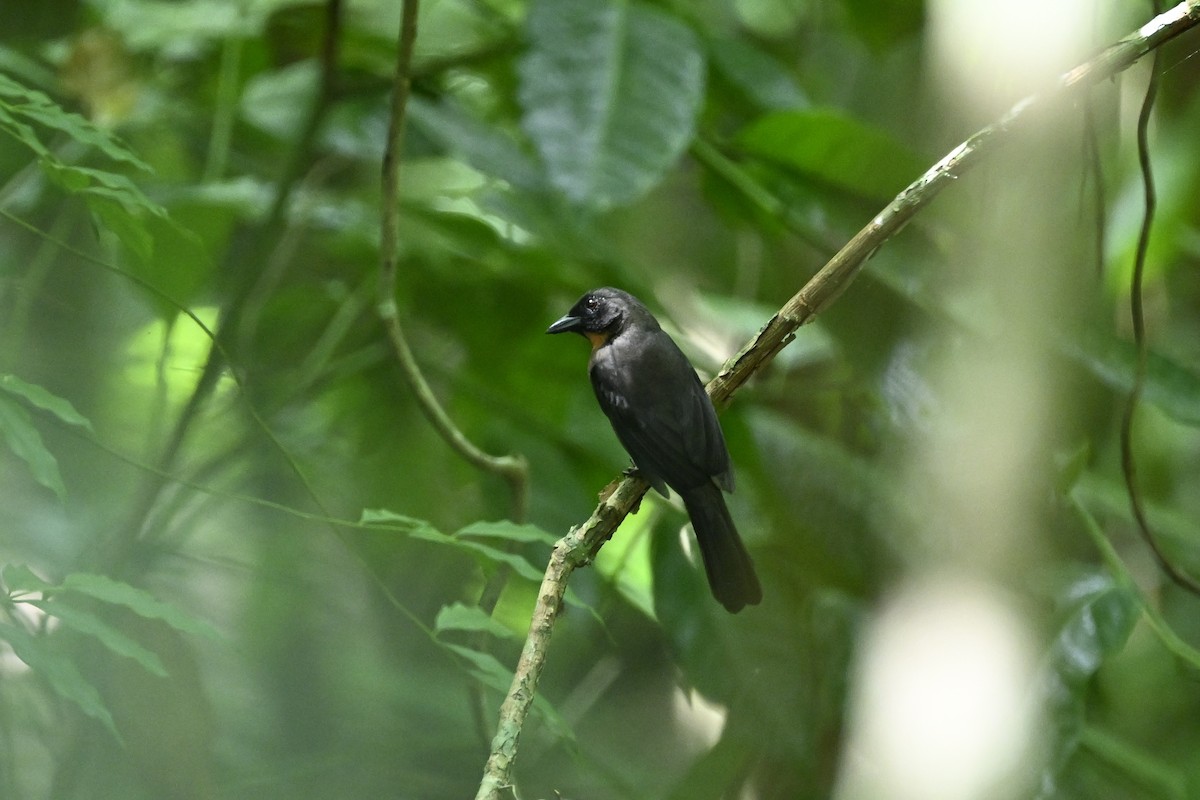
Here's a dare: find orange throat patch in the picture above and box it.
[585,330,611,351]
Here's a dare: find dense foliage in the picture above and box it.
[2,1,1199,799]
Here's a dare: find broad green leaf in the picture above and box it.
[0,622,119,737]
[434,602,519,640]
[0,395,66,500]
[456,520,559,547]
[58,573,221,640]
[25,600,169,677]
[518,0,705,209]
[0,374,93,432]
[737,108,925,200]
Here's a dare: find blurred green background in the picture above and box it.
[2,0,1200,798]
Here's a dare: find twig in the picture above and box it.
[1119,0,1200,595]
[473,4,1200,798]
[377,0,529,522]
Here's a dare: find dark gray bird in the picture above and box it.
[547,287,762,613]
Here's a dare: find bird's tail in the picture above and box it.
[681,484,762,613]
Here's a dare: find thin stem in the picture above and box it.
[376,0,529,522]
[1118,0,1200,595]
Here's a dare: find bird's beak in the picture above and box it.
[546,314,583,335]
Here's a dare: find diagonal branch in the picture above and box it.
[473,4,1200,798]
[377,0,530,522]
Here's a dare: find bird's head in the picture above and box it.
[546,287,646,349]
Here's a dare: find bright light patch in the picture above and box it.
[836,577,1042,800]
[928,0,1092,107]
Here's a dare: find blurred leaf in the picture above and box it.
[365,508,547,582]
[24,599,169,677]
[434,602,519,640]
[842,0,924,50]
[666,733,755,800]
[0,72,150,169]
[518,0,705,209]
[360,507,442,532]
[0,395,66,500]
[409,97,546,191]
[86,193,154,263]
[240,60,318,140]
[56,573,221,641]
[1051,572,1138,687]
[708,37,809,110]
[0,621,120,738]
[1061,333,1200,427]
[102,208,212,319]
[456,520,559,547]
[737,108,925,200]
[39,162,167,216]
[3,564,56,594]
[96,0,254,50]
[447,537,546,584]
[442,643,574,741]
[0,374,93,431]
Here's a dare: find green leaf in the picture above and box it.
[442,643,574,741]
[1061,333,1200,427]
[708,37,809,110]
[58,573,221,641]
[363,510,549,583]
[239,61,318,141]
[0,395,66,500]
[448,538,546,584]
[737,108,926,200]
[1052,573,1138,686]
[0,621,120,738]
[441,642,514,693]
[87,194,155,264]
[0,73,150,169]
[3,563,57,594]
[39,161,166,217]
[360,508,442,534]
[24,600,169,677]
[409,97,546,191]
[456,520,559,547]
[434,602,519,640]
[0,374,94,432]
[0,103,50,156]
[518,0,705,209]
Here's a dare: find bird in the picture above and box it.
[547,287,762,613]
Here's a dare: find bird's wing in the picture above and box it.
[591,333,731,493]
